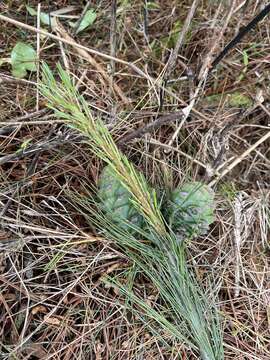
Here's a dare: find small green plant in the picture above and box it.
[10,42,37,78]
[69,9,97,34]
[227,91,253,108]
[26,5,52,26]
[26,5,96,34]
[40,64,224,360]
[99,166,215,239]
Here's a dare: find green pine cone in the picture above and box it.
[166,182,215,237]
[98,166,144,232]
[98,167,215,238]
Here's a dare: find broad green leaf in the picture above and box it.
[69,9,97,34]
[26,5,51,26]
[11,42,37,79]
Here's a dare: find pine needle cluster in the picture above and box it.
[40,64,224,360]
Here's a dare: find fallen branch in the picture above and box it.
[117,111,184,145]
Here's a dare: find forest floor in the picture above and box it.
[0,1,269,359]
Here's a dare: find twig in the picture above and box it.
[57,39,70,71]
[47,0,53,31]
[210,3,270,71]
[5,108,49,122]
[0,134,76,166]
[164,0,199,82]
[233,194,243,298]
[110,0,117,76]
[54,14,70,73]
[211,122,238,172]
[233,0,250,15]
[8,256,31,343]
[0,74,37,86]
[0,119,63,126]
[117,111,184,145]
[0,126,17,135]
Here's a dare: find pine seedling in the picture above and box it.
[40,64,224,360]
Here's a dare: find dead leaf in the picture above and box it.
[31,305,47,315]
[44,316,61,326]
